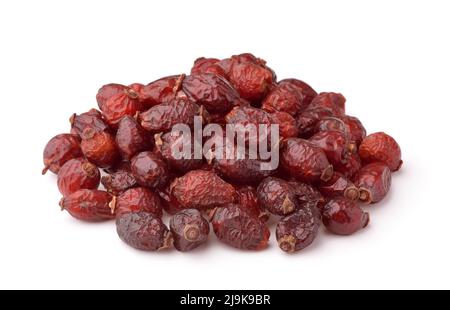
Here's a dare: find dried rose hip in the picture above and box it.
[257,177,300,216]
[291,181,326,210]
[354,162,392,204]
[182,73,244,113]
[308,92,346,116]
[269,111,299,138]
[235,185,268,221]
[281,138,333,183]
[318,172,359,201]
[359,132,402,171]
[261,82,307,116]
[100,89,141,128]
[113,187,163,218]
[137,75,184,107]
[101,170,137,195]
[170,170,235,209]
[191,58,226,77]
[155,131,204,173]
[340,115,366,145]
[116,116,153,160]
[277,79,317,107]
[170,209,210,252]
[276,205,321,253]
[57,158,100,196]
[131,151,169,188]
[42,134,82,175]
[322,197,369,235]
[59,189,114,221]
[140,98,206,133]
[116,211,173,251]
[96,83,127,111]
[212,204,270,250]
[313,117,347,136]
[228,61,273,102]
[80,128,120,168]
[296,107,334,138]
[309,130,356,167]
[70,109,108,137]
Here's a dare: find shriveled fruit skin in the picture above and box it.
[116,116,153,160]
[140,98,205,133]
[42,134,82,174]
[296,107,334,138]
[80,129,120,169]
[308,92,346,116]
[309,130,356,167]
[322,198,369,235]
[228,62,273,102]
[257,177,300,216]
[70,109,108,137]
[170,209,210,252]
[313,117,347,136]
[59,189,114,221]
[359,132,402,171]
[354,162,392,204]
[96,83,127,111]
[212,204,270,250]
[170,170,235,209]
[131,151,169,188]
[100,90,141,128]
[101,170,137,195]
[261,82,307,116]
[280,138,333,183]
[116,212,172,251]
[214,155,274,186]
[156,131,204,173]
[340,115,366,145]
[235,185,268,221]
[138,75,183,107]
[156,186,184,215]
[191,58,226,77]
[114,187,163,218]
[182,73,243,113]
[277,79,317,107]
[318,172,359,201]
[57,158,100,196]
[276,205,321,253]
[269,111,299,138]
[334,152,362,179]
[290,181,326,210]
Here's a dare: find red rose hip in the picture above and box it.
[170,209,210,252]
[359,132,402,171]
[354,162,392,204]
[57,158,100,196]
[322,197,369,235]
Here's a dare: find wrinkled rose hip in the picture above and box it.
[44,52,402,254]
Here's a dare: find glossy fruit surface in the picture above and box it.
[80,129,120,168]
[359,132,402,171]
[42,134,82,174]
[116,116,153,160]
[318,172,359,201]
[131,151,169,188]
[70,109,108,137]
[354,162,392,204]
[322,197,369,235]
[114,187,163,218]
[59,189,114,221]
[57,158,100,196]
[101,170,137,195]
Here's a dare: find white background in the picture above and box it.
[0,0,449,290]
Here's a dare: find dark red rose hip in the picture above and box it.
[170,209,210,252]
[212,204,270,250]
[116,116,153,160]
[318,172,359,201]
[276,205,321,253]
[80,129,120,169]
[42,134,82,174]
[70,109,108,137]
[131,151,169,188]
[101,169,137,196]
[359,132,402,171]
[57,158,100,196]
[322,198,369,235]
[59,189,114,221]
[116,212,173,251]
[354,162,392,204]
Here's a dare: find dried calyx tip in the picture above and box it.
[183,225,200,242]
[345,186,360,201]
[108,196,117,214]
[278,235,296,253]
[321,165,334,182]
[358,188,372,204]
[159,231,174,250]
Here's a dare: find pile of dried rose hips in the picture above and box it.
[43,53,402,253]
